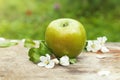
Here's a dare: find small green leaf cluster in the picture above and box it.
[24,39,77,64]
[24,39,51,63]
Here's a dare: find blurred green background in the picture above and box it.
[0,0,120,41]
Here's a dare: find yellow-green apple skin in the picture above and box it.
[45,18,86,58]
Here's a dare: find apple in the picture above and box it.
[45,18,86,58]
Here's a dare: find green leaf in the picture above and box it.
[69,58,77,64]
[28,40,52,63]
[0,41,18,48]
[24,39,35,48]
[28,48,40,63]
[28,48,40,57]
[38,40,51,55]
[29,55,40,64]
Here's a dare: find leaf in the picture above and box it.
[24,39,35,48]
[28,40,52,63]
[28,47,40,57]
[69,58,77,64]
[29,54,40,64]
[0,41,18,48]
[38,40,52,55]
[28,48,40,63]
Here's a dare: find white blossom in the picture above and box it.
[60,55,70,66]
[96,54,106,59]
[86,36,109,53]
[97,36,109,52]
[86,40,101,52]
[97,70,111,76]
[101,46,109,52]
[97,36,107,46]
[37,54,55,68]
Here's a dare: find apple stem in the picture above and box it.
[63,23,68,27]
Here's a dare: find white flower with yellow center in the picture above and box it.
[86,40,101,52]
[86,36,109,53]
[37,54,55,68]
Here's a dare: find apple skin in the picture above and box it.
[45,18,86,58]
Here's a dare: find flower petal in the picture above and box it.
[46,54,51,60]
[97,36,107,46]
[96,54,106,59]
[86,46,92,52]
[37,62,46,67]
[97,70,110,76]
[40,56,47,62]
[52,58,59,64]
[86,40,101,52]
[45,61,55,68]
[60,56,70,66]
[86,40,93,51]
[101,46,109,52]
[87,40,93,46]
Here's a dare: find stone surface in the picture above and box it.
[0,41,120,80]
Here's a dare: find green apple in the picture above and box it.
[45,18,86,58]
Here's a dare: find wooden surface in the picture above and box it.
[0,42,120,80]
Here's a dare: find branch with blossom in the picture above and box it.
[23,36,110,69]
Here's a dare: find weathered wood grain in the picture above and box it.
[0,42,120,80]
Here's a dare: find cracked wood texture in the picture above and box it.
[0,42,120,80]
